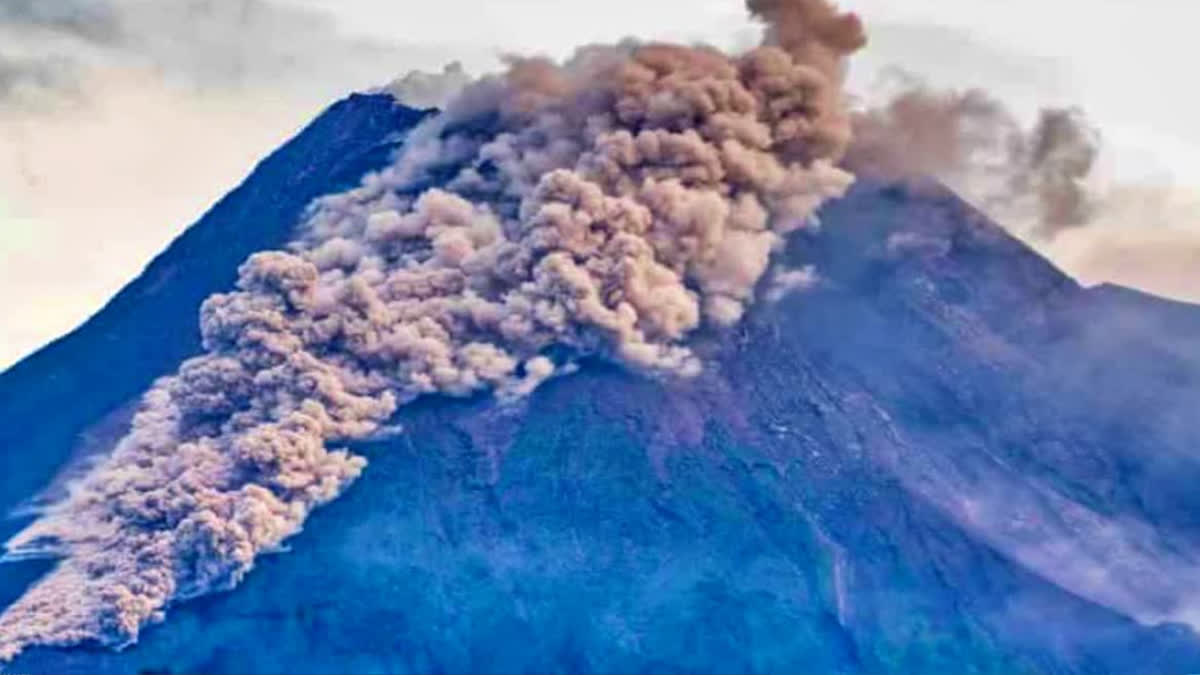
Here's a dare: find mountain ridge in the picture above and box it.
[0,95,430,528]
[4,94,1200,673]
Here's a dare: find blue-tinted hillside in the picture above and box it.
[0,95,429,523]
[5,97,1200,674]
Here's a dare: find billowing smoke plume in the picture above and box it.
[0,0,865,660]
[846,71,1103,240]
[844,71,1200,302]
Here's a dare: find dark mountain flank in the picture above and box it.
[5,95,1200,674]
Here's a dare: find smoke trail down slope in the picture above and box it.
[0,0,865,660]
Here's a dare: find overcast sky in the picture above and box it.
[1,0,1198,370]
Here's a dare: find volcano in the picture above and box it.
[4,93,1200,674]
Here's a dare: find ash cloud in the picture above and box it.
[0,0,865,660]
[846,70,1103,240]
[844,70,1200,303]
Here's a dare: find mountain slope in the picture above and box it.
[5,96,1200,674]
[0,94,429,531]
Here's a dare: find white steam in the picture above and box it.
[384,62,472,110]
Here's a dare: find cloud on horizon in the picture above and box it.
[0,0,492,370]
[2,0,1200,371]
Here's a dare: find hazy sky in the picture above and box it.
[1,0,1198,370]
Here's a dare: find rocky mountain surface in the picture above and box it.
[4,94,1200,674]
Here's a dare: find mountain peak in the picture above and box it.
[3,94,1200,673]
